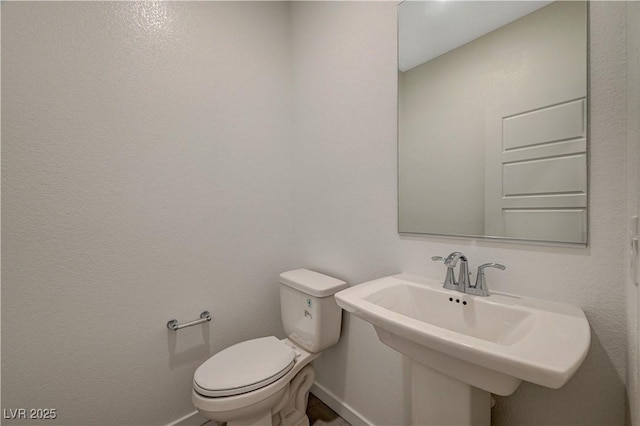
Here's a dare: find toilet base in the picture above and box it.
[270,365,314,426]
[197,385,287,426]
[227,411,272,426]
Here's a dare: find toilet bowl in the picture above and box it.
[192,269,347,426]
[193,337,319,426]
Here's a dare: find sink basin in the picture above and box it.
[335,273,590,396]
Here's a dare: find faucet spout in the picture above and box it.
[444,252,464,266]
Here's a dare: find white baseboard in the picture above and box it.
[167,410,210,426]
[310,382,372,426]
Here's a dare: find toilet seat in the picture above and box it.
[194,336,296,397]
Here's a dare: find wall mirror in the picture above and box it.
[398,1,588,245]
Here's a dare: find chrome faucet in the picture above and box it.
[432,252,471,293]
[432,253,505,297]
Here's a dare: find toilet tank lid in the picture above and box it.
[279,269,347,297]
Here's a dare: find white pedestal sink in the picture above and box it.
[335,274,590,425]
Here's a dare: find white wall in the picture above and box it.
[292,2,628,425]
[626,1,640,424]
[1,2,294,425]
[291,3,406,422]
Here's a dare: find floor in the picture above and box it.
[306,393,351,426]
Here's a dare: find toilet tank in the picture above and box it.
[279,269,348,353]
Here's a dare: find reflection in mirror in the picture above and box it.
[398,1,587,244]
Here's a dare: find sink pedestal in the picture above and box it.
[375,327,495,425]
[412,360,490,426]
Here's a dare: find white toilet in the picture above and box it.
[192,269,347,426]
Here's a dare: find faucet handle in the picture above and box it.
[468,263,506,297]
[478,263,506,272]
[432,254,462,291]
